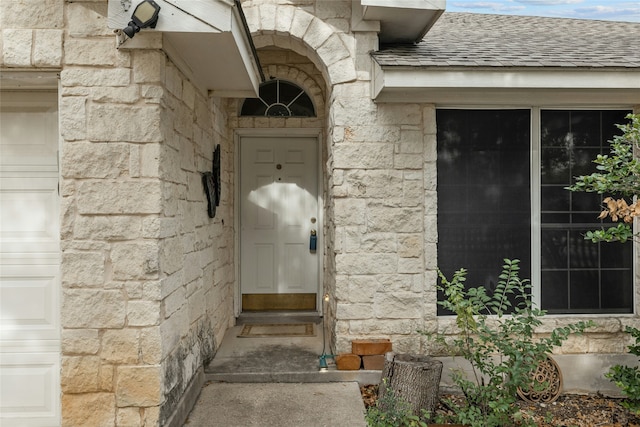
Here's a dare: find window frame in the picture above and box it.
[436,106,637,316]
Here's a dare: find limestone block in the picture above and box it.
[290,8,314,40]
[91,86,140,104]
[62,289,126,328]
[77,180,162,214]
[111,242,160,280]
[128,300,161,327]
[63,142,129,178]
[64,38,116,66]
[333,143,393,169]
[374,293,423,319]
[349,319,419,336]
[99,364,115,391]
[61,393,115,427]
[140,143,161,177]
[423,106,437,133]
[344,169,403,198]
[334,198,366,225]
[398,257,424,274]
[143,406,160,426]
[142,217,178,239]
[130,50,165,84]
[101,329,140,364]
[422,165,436,192]
[336,302,374,320]
[3,29,32,67]
[327,57,358,84]
[62,251,105,287]
[345,276,377,303]
[165,64,183,99]
[398,234,423,258]
[317,34,349,66]
[59,96,87,141]
[182,80,196,110]
[345,230,397,253]
[345,125,400,143]
[116,407,141,427]
[142,280,162,301]
[1,0,64,28]
[33,29,62,67]
[62,329,100,355]
[367,205,423,233]
[61,68,130,87]
[140,327,162,364]
[164,287,186,318]
[160,271,184,299]
[378,104,422,126]
[394,153,423,169]
[74,215,141,241]
[336,253,398,274]
[275,5,294,34]
[116,365,162,407]
[188,289,206,324]
[379,273,423,293]
[67,2,111,37]
[304,17,333,50]
[160,237,184,275]
[87,104,162,143]
[142,84,163,102]
[62,355,101,392]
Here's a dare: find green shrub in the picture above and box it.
[431,259,594,427]
[606,326,640,415]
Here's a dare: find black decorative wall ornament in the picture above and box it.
[202,144,221,218]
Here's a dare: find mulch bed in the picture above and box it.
[360,384,640,426]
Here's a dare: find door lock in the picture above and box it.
[309,229,317,252]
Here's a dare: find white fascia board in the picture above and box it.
[373,66,640,105]
[361,0,445,10]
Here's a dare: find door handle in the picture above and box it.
[309,229,317,252]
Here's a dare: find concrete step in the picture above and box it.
[205,368,382,385]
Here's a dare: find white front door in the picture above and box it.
[239,136,319,309]
[0,91,60,426]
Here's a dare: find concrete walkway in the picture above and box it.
[184,382,367,427]
[182,316,376,426]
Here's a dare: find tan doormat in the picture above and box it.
[238,323,315,338]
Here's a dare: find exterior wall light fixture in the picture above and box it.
[122,0,161,38]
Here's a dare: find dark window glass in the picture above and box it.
[240,79,316,117]
[437,110,531,314]
[540,110,633,314]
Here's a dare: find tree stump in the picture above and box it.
[379,352,443,417]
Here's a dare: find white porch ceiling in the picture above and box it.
[107,0,262,97]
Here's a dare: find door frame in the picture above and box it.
[234,128,324,316]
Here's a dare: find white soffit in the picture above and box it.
[372,66,640,105]
[360,0,445,43]
[107,0,261,97]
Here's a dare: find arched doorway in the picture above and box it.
[237,78,323,313]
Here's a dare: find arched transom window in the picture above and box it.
[240,79,316,117]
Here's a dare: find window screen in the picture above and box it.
[437,109,532,314]
[540,110,633,314]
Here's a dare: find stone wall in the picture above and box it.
[53,1,234,425]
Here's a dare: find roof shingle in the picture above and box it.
[372,13,640,68]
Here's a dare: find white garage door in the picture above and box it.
[0,91,61,426]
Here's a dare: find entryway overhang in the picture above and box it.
[355,0,445,43]
[107,0,263,97]
[372,65,640,106]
